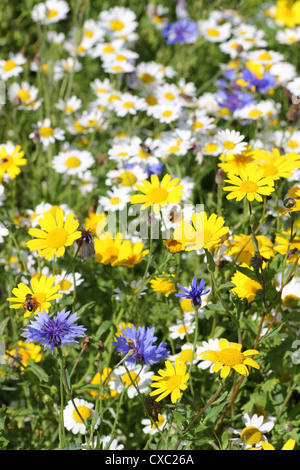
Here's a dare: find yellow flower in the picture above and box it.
[114,240,149,268]
[230,266,262,302]
[273,0,300,27]
[274,231,300,264]
[130,173,183,214]
[218,147,256,176]
[173,211,229,252]
[223,166,275,202]
[260,439,296,450]
[84,211,107,236]
[225,233,275,265]
[94,232,126,266]
[199,338,260,378]
[0,144,27,181]
[7,274,62,317]
[26,208,81,260]
[149,357,189,403]
[88,367,118,399]
[6,340,42,369]
[252,148,300,181]
[163,238,185,253]
[282,199,300,215]
[150,273,176,297]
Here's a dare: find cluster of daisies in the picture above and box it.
[0,0,300,450]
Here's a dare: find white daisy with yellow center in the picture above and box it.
[141,412,168,435]
[0,53,26,81]
[98,6,138,39]
[63,398,99,435]
[98,187,131,212]
[55,95,82,115]
[229,413,275,449]
[105,165,148,189]
[110,364,154,399]
[148,101,182,123]
[169,317,195,340]
[31,0,70,25]
[8,81,39,108]
[54,270,84,297]
[216,129,248,155]
[198,19,231,43]
[52,148,94,178]
[30,118,65,149]
[112,92,146,117]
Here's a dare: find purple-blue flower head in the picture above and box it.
[175,276,210,308]
[21,309,87,354]
[162,18,198,44]
[113,324,169,366]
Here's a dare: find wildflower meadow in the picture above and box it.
[1,0,300,454]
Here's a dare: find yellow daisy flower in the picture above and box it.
[149,357,189,403]
[7,274,62,317]
[223,166,275,202]
[114,240,149,268]
[6,340,42,369]
[130,173,183,214]
[199,338,260,378]
[274,231,300,264]
[260,438,296,450]
[88,367,118,399]
[26,208,81,260]
[225,233,275,265]
[150,273,176,297]
[218,147,256,176]
[94,232,126,266]
[0,144,27,181]
[273,0,300,28]
[252,148,300,181]
[173,211,229,252]
[230,266,262,302]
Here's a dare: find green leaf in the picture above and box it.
[25,364,49,382]
[0,317,10,337]
[95,320,114,340]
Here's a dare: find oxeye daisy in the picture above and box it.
[26,207,81,261]
[149,357,189,403]
[21,308,86,354]
[31,0,70,25]
[130,173,183,214]
[30,118,65,149]
[55,95,82,115]
[0,52,26,81]
[216,129,248,156]
[229,413,275,449]
[223,167,275,202]
[109,364,154,399]
[7,274,62,318]
[0,142,27,181]
[52,148,94,178]
[63,398,99,435]
[199,338,260,378]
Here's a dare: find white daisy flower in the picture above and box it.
[197,338,221,371]
[55,95,82,115]
[198,19,232,42]
[286,76,300,98]
[0,222,9,243]
[56,57,82,74]
[169,317,195,340]
[54,270,84,297]
[29,118,65,149]
[229,413,275,449]
[246,49,284,65]
[98,435,124,450]
[47,31,65,45]
[280,276,300,310]
[109,364,153,399]
[63,398,99,435]
[98,6,138,39]
[107,142,137,163]
[276,27,300,45]
[31,0,70,25]
[52,148,94,178]
[90,38,125,60]
[0,53,26,81]
[112,92,146,117]
[98,187,131,213]
[188,111,215,134]
[216,129,248,155]
[75,170,97,195]
[142,412,168,435]
[168,342,202,365]
[105,165,148,189]
[80,19,105,48]
[134,61,165,90]
[148,101,182,123]
[8,81,39,108]
[269,61,296,85]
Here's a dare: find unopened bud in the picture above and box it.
[215,169,225,185]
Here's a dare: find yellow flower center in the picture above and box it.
[207,28,220,37]
[60,280,72,291]
[4,59,16,71]
[240,426,262,446]
[145,93,158,106]
[165,374,182,391]
[194,121,204,129]
[39,126,54,138]
[110,197,120,205]
[282,294,298,308]
[47,9,58,19]
[46,228,68,249]
[65,105,74,113]
[103,45,115,53]
[223,140,235,150]
[148,187,168,203]
[248,109,262,118]
[179,349,195,363]
[115,54,127,61]
[65,156,81,169]
[240,181,259,193]
[119,171,137,186]
[121,371,140,387]
[139,73,154,84]
[17,89,31,102]
[123,101,134,108]
[178,325,188,334]
[287,140,299,148]
[205,143,218,153]
[109,20,124,31]
[261,163,278,177]
[258,51,272,61]
[162,110,173,118]
[164,92,175,100]
[217,348,245,367]
[84,30,94,38]
[34,292,46,305]
[72,405,92,423]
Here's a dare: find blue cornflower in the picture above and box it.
[113,324,169,366]
[21,309,87,354]
[175,276,210,308]
[162,18,198,45]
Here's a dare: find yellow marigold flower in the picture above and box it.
[26,208,81,260]
[7,274,62,317]
[230,265,262,302]
[274,230,300,264]
[223,166,275,202]
[94,232,126,266]
[218,147,256,175]
[199,338,260,378]
[173,211,229,252]
[114,240,149,268]
[163,238,185,253]
[88,367,118,399]
[273,0,300,28]
[84,211,107,236]
[5,340,42,369]
[286,185,300,199]
[260,438,296,450]
[130,173,183,214]
[150,273,176,297]
[149,357,189,403]
[225,233,275,265]
[0,144,27,181]
[251,148,300,181]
